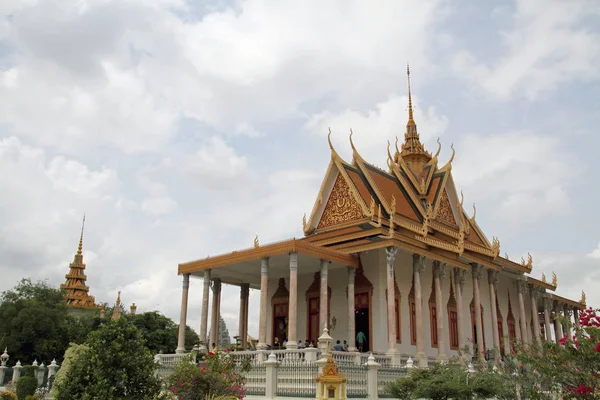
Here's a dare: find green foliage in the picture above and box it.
[51,343,89,397]
[15,376,38,400]
[386,362,515,400]
[0,279,95,363]
[128,311,199,353]
[513,308,600,399]
[166,349,251,399]
[53,318,161,400]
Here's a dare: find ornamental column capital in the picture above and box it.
[516,280,528,294]
[487,270,499,286]
[212,278,221,292]
[289,252,298,271]
[543,296,553,311]
[453,267,466,289]
[182,273,190,289]
[261,258,269,276]
[554,301,564,314]
[386,246,399,266]
[412,253,426,275]
[240,283,250,299]
[433,261,447,280]
[471,263,483,281]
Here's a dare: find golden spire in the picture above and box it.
[407,63,415,124]
[112,291,121,320]
[77,214,85,255]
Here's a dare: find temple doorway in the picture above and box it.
[355,300,370,352]
[305,272,331,345]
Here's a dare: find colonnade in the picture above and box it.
[175,247,578,358]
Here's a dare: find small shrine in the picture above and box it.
[316,355,347,400]
[315,328,347,400]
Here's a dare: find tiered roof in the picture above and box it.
[60,216,98,309]
[301,66,573,298]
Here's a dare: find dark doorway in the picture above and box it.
[355,307,370,352]
[273,312,288,345]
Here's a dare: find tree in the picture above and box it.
[0,279,88,363]
[53,317,161,399]
[515,307,600,399]
[128,311,199,353]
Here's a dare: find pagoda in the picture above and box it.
[60,216,98,309]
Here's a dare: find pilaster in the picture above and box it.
[412,253,427,367]
[176,273,190,354]
[385,247,400,363]
[433,261,447,362]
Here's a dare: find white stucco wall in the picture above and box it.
[260,247,540,358]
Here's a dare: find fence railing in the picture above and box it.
[275,361,320,398]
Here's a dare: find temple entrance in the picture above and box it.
[355,299,370,352]
[308,297,320,344]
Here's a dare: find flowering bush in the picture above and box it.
[166,348,252,400]
[0,392,18,400]
[516,306,600,399]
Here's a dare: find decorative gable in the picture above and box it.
[436,190,457,226]
[317,175,364,229]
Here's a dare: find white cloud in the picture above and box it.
[588,242,600,259]
[452,131,577,224]
[305,95,449,166]
[452,0,600,100]
[141,196,178,215]
[0,0,449,154]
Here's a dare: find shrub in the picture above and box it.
[166,349,251,399]
[16,376,38,400]
[53,318,161,399]
[51,343,89,398]
[0,392,18,400]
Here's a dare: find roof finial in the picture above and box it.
[77,214,86,255]
[407,63,414,123]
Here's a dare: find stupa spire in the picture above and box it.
[77,214,85,255]
[407,63,415,125]
[60,216,97,309]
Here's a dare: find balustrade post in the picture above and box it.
[305,347,319,363]
[0,348,8,385]
[12,360,22,382]
[365,353,381,400]
[264,352,279,400]
[47,359,59,379]
[37,363,46,386]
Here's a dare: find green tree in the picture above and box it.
[0,279,88,363]
[53,317,161,400]
[128,311,199,353]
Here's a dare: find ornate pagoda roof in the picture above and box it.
[302,66,543,278]
[60,216,98,309]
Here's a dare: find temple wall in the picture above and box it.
[261,248,536,356]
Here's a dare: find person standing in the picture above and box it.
[356,331,366,352]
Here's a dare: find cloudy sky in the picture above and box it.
[1,0,599,341]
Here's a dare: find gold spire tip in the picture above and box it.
[77,214,86,255]
[407,63,414,123]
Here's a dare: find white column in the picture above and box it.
[238,285,247,349]
[530,286,541,343]
[517,281,529,345]
[347,267,357,352]
[243,284,250,349]
[176,273,190,354]
[257,258,269,350]
[433,261,447,362]
[453,268,467,361]
[386,247,399,358]
[320,259,329,332]
[488,270,501,359]
[210,278,221,349]
[554,302,564,341]
[199,269,211,350]
[543,296,553,342]
[472,264,484,361]
[564,305,572,340]
[413,254,427,367]
[287,252,299,349]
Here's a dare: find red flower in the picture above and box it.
[595,342,600,353]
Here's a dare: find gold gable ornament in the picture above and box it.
[541,273,547,283]
[581,291,587,305]
[317,175,364,229]
[551,272,557,287]
[254,235,259,249]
